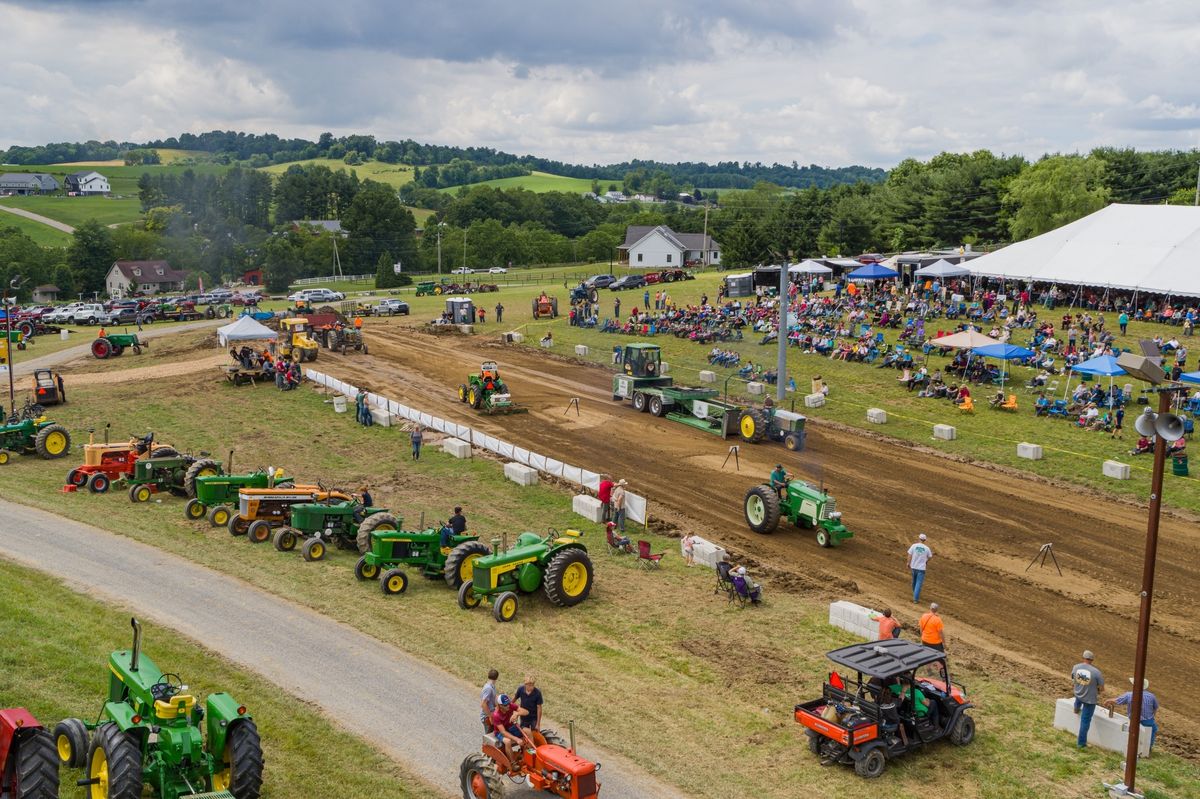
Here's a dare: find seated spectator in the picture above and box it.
[988,390,1005,408]
[732,566,763,604]
[1035,393,1050,416]
[1130,436,1154,456]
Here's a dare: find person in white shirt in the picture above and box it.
[907,534,933,603]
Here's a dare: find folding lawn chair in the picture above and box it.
[636,540,664,569]
[714,561,733,599]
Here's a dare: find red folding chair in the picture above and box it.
[636,540,664,569]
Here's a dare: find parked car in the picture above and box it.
[488,266,508,274]
[451,267,474,275]
[43,304,82,325]
[99,307,139,325]
[287,288,344,302]
[231,293,261,306]
[375,298,410,316]
[70,303,107,325]
[584,274,617,289]
[609,275,647,291]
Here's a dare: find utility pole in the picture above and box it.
[776,260,788,402]
[702,203,710,268]
[1194,163,1199,206]
[436,223,444,276]
[3,276,21,414]
[463,228,468,272]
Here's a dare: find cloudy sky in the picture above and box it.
[2,0,1199,167]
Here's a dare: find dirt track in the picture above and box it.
[322,324,1200,755]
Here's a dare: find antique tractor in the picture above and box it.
[415,281,443,297]
[531,294,559,320]
[91,332,146,359]
[458,530,593,622]
[228,486,352,542]
[126,455,223,503]
[31,370,64,406]
[0,417,70,466]
[0,708,59,799]
[65,431,178,493]
[460,721,599,799]
[184,467,292,527]
[267,499,390,562]
[54,618,263,799]
[277,318,320,363]
[354,514,490,596]
[457,362,526,414]
[331,326,367,355]
[743,480,852,547]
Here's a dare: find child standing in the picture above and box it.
[682,532,696,567]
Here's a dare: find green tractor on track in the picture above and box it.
[457,361,526,414]
[743,480,853,547]
[0,417,71,465]
[54,618,263,799]
[91,332,146,360]
[126,455,223,504]
[183,467,293,527]
[354,517,490,596]
[458,529,594,622]
[267,499,391,562]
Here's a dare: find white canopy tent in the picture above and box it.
[217,315,277,346]
[914,258,970,278]
[967,204,1200,296]
[788,260,833,274]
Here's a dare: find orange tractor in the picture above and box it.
[459,722,599,799]
[63,430,177,493]
[531,293,559,320]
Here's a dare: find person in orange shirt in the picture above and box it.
[919,603,945,651]
[875,608,902,640]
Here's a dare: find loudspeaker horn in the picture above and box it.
[1155,412,1186,443]
[1134,408,1158,437]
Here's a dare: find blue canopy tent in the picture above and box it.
[846,263,899,280]
[1180,371,1200,385]
[972,343,1035,386]
[1064,353,1127,405]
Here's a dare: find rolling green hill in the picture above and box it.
[438,170,604,194]
[258,158,414,189]
[0,211,72,245]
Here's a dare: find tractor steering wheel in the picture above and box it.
[151,673,184,701]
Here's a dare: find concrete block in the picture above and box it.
[574,344,590,357]
[509,332,524,343]
[933,424,957,441]
[540,339,553,349]
[1103,460,1131,480]
[368,407,394,427]
[1053,698,1150,756]
[503,462,538,486]
[747,382,764,395]
[458,324,475,334]
[442,438,472,459]
[687,536,727,569]
[699,370,717,384]
[804,393,825,408]
[828,601,878,639]
[572,494,604,523]
[1018,442,1043,460]
[867,408,887,424]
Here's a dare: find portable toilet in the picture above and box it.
[446,296,475,324]
[724,272,754,298]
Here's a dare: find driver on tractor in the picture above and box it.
[439,520,455,554]
[491,694,528,763]
[769,464,789,497]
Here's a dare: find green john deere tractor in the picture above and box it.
[90,332,146,360]
[267,499,392,562]
[0,416,71,465]
[458,529,594,622]
[54,618,263,799]
[743,480,853,547]
[183,467,293,527]
[457,361,526,414]
[126,455,223,503]
[354,517,490,596]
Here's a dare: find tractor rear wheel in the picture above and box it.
[54,718,88,769]
[444,540,491,589]
[949,713,975,746]
[492,591,519,622]
[381,568,409,595]
[784,432,804,452]
[648,395,665,416]
[302,537,326,561]
[543,547,594,607]
[854,747,887,779]
[184,499,206,520]
[354,556,379,581]
[34,424,70,459]
[150,446,179,459]
[211,719,264,799]
[631,391,647,412]
[90,338,111,359]
[539,729,568,748]
[355,512,399,554]
[9,725,58,799]
[247,520,271,543]
[460,752,503,799]
[86,472,110,493]
[87,722,143,799]
[184,458,222,498]
[129,484,152,503]
[739,409,768,443]
[743,485,781,534]
[457,580,481,610]
[207,504,232,527]
[272,527,299,552]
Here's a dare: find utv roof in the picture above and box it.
[826,638,947,678]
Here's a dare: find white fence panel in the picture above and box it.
[420,413,434,427]
[528,453,546,472]
[581,471,601,491]
[456,424,473,439]
[513,447,530,465]
[497,441,515,459]
[544,458,564,478]
[625,493,647,525]
[562,466,583,485]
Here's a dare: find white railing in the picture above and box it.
[292,274,374,286]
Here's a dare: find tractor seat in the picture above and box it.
[154,694,197,719]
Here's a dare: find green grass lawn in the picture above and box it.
[0,212,71,245]
[439,170,603,194]
[0,194,142,227]
[0,162,228,198]
[0,558,428,799]
[258,158,415,189]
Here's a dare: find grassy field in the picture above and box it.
[0,194,142,228]
[439,170,603,194]
[258,158,415,189]
[0,211,71,245]
[0,374,1194,799]
[0,558,428,798]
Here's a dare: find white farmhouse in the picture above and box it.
[64,170,111,195]
[105,260,187,297]
[618,225,720,268]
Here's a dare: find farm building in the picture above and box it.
[106,260,187,297]
[31,284,60,303]
[618,225,720,268]
[64,170,110,195]
[0,173,59,195]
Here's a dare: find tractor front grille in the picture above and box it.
[821,498,837,519]
[575,772,598,796]
[181,792,234,799]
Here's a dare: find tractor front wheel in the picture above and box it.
[34,424,70,459]
[381,568,409,595]
[543,547,594,607]
[207,504,232,527]
[9,725,58,799]
[492,591,519,622]
[784,431,804,452]
[66,468,86,487]
[0,449,10,465]
[184,499,206,520]
[54,718,88,769]
[302,537,326,561]
[86,472,110,493]
[457,580,481,610]
[354,557,379,581]
[272,527,299,552]
[355,512,399,554]
[854,747,887,779]
[816,528,831,548]
[228,515,251,537]
[87,723,143,799]
[460,752,503,799]
[211,719,264,799]
[247,520,271,543]
[743,485,781,534]
[129,484,152,503]
[444,540,491,589]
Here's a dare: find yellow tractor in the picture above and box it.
[278,317,320,362]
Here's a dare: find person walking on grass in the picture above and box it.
[907,533,932,602]
[495,302,504,324]
[918,603,944,651]
[410,424,424,460]
[1071,650,1104,748]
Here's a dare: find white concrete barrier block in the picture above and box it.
[804,393,825,408]
[699,370,717,384]
[933,424,957,440]
[574,344,590,357]
[747,382,764,395]
[458,324,475,334]
[687,536,727,569]
[509,332,524,343]
[828,601,878,638]
[368,407,394,427]
[572,494,604,523]
[867,408,887,424]
[1103,460,1131,480]
[1052,698,1150,756]
[442,438,472,459]
[1018,442,1043,460]
[503,462,539,486]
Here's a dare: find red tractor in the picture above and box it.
[0,708,58,799]
[460,723,599,799]
[63,430,177,493]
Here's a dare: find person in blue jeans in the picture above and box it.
[1107,678,1159,752]
[1071,650,1104,747]
[906,534,932,603]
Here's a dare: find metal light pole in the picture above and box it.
[3,275,21,414]
[463,228,468,272]
[776,262,788,401]
[436,223,444,276]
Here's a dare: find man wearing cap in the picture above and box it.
[769,464,789,497]
[1106,678,1159,753]
[907,534,932,603]
[490,693,528,762]
[612,479,628,533]
[1071,650,1105,748]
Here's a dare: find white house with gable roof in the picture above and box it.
[617,225,720,268]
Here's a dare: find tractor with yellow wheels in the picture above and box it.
[458,530,593,622]
[0,416,70,465]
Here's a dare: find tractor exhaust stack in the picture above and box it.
[129,617,142,672]
[569,720,577,754]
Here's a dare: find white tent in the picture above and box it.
[967,204,1200,296]
[914,258,970,278]
[931,330,996,349]
[217,315,277,346]
[788,260,833,274]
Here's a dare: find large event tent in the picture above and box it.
[217,314,277,346]
[967,204,1200,296]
